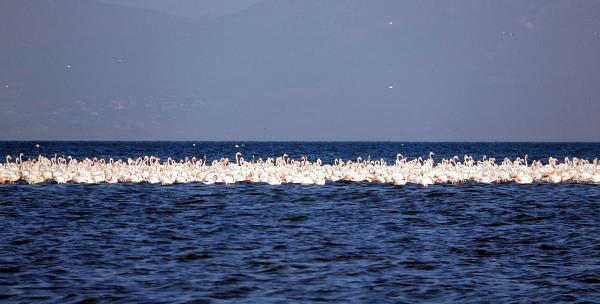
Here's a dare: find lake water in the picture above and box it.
[1,142,599,303]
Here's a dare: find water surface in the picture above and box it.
[1,142,599,303]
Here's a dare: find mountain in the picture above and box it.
[1,0,599,140]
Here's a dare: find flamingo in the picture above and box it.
[1,153,599,186]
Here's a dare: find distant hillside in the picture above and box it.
[96,0,261,18]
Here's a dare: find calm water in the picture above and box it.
[1,142,599,303]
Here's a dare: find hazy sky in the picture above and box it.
[1,0,599,141]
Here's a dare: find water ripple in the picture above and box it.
[1,182,599,303]
[1,142,600,302]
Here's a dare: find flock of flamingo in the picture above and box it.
[1,153,599,186]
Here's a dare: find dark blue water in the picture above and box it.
[1,142,599,303]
